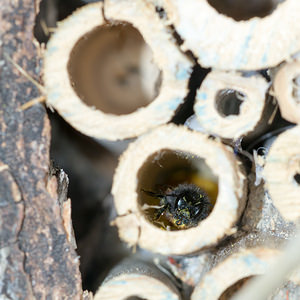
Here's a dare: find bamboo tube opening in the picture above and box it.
[207,0,284,21]
[273,62,300,124]
[160,0,300,70]
[112,124,246,255]
[264,126,300,221]
[44,1,192,140]
[137,149,218,231]
[218,277,254,300]
[191,248,279,300]
[68,23,162,115]
[194,71,270,140]
[94,259,181,300]
[215,89,245,117]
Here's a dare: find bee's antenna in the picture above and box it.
[141,189,164,198]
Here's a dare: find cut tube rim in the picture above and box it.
[43,2,192,140]
[161,0,300,70]
[191,248,280,300]
[193,71,268,140]
[112,124,247,255]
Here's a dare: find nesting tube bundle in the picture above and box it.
[191,248,280,300]
[157,0,300,70]
[44,1,192,140]
[112,124,247,255]
[193,71,271,140]
[273,60,300,124]
[94,259,181,300]
[264,126,300,222]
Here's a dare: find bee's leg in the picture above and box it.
[154,205,167,220]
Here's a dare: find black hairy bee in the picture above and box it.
[142,183,212,230]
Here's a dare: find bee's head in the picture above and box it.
[141,183,212,230]
[171,185,212,228]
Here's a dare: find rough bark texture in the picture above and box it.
[0,0,83,299]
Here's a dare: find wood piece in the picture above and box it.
[273,61,300,124]
[0,1,83,298]
[112,124,247,255]
[156,0,300,70]
[193,71,271,140]
[191,248,279,300]
[44,1,192,141]
[264,125,300,221]
[94,259,181,300]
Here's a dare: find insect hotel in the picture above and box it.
[1,0,300,299]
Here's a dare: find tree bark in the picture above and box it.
[0,0,83,299]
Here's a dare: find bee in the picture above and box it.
[142,183,212,230]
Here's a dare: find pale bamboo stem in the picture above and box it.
[44,1,192,141]
[156,0,300,70]
[94,259,181,300]
[112,124,247,255]
[193,71,271,140]
[273,61,300,124]
[264,125,300,221]
[191,248,279,300]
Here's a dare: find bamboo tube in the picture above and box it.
[273,61,300,124]
[232,231,300,300]
[112,124,247,255]
[264,125,300,222]
[44,1,192,141]
[193,71,272,140]
[94,259,181,300]
[156,0,300,70]
[191,248,280,300]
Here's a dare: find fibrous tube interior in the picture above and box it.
[215,89,245,117]
[137,149,218,231]
[218,276,253,300]
[207,0,285,21]
[68,23,162,115]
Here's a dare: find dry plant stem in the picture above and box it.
[94,259,181,300]
[157,0,300,70]
[191,248,279,300]
[44,1,192,141]
[263,125,300,221]
[194,71,270,140]
[112,124,247,255]
[273,61,300,124]
[19,95,46,110]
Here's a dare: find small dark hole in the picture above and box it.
[292,75,300,103]
[155,6,166,19]
[126,297,147,300]
[294,174,300,185]
[207,0,284,21]
[215,89,245,117]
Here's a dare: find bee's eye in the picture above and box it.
[177,197,186,210]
